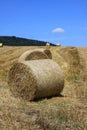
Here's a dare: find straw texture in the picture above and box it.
[8,59,64,101]
[19,49,52,62]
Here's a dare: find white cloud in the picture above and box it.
[52,28,64,33]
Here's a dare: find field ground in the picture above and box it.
[0,46,87,130]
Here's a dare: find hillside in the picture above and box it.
[0,36,55,46]
[0,46,87,130]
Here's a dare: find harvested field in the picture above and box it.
[0,46,87,129]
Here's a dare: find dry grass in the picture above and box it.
[51,46,87,99]
[0,46,87,130]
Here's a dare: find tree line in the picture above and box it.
[0,36,55,46]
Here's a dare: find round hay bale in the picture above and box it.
[19,49,52,62]
[8,59,64,101]
[43,49,52,59]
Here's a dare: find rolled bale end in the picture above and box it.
[8,63,37,101]
[8,59,64,101]
[18,48,52,62]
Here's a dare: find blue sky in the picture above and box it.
[0,0,87,46]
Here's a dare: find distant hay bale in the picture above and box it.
[56,43,61,46]
[8,59,64,101]
[19,48,52,62]
[46,42,50,46]
[0,43,3,47]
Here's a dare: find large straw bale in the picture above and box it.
[8,59,64,101]
[19,49,52,62]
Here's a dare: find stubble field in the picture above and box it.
[0,46,87,130]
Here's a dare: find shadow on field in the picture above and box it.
[34,94,64,102]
